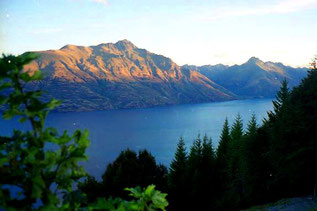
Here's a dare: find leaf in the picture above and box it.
[31,175,46,198]
[31,70,42,81]
[0,82,11,91]
[0,157,8,167]
[20,72,32,82]
[47,98,61,110]
[18,116,27,123]
[88,197,118,210]
[0,95,8,105]
[3,109,20,120]
[144,184,155,196]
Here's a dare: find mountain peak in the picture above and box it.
[247,57,261,63]
[60,44,78,50]
[114,39,137,51]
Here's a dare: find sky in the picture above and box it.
[0,0,316,67]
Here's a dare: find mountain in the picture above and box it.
[23,40,236,112]
[182,57,308,98]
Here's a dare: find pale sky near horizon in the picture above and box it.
[0,0,316,67]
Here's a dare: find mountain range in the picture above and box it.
[182,57,308,98]
[22,40,308,112]
[23,40,235,111]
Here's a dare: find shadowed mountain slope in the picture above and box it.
[182,57,308,98]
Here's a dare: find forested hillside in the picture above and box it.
[1,54,316,210]
[79,58,317,210]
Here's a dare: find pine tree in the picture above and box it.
[216,118,231,161]
[201,135,216,209]
[169,137,187,177]
[187,135,204,210]
[188,134,203,166]
[267,79,290,122]
[168,137,188,210]
[202,134,214,163]
[241,114,259,205]
[227,114,244,207]
[246,114,258,136]
[215,118,232,209]
[230,114,244,141]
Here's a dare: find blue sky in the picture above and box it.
[0,0,316,67]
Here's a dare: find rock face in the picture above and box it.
[182,57,308,98]
[24,40,236,112]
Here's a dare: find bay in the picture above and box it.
[0,98,273,179]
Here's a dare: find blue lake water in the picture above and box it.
[0,99,273,179]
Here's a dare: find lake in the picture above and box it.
[0,98,273,179]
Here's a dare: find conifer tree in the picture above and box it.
[246,114,258,136]
[227,114,244,207]
[267,79,290,122]
[240,114,258,204]
[215,118,232,208]
[202,134,214,163]
[169,137,187,179]
[188,134,203,167]
[187,135,204,210]
[216,118,231,162]
[201,135,216,209]
[230,114,244,141]
[168,137,188,210]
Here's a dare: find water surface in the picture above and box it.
[0,99,273,179]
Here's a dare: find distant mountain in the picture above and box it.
[23,40,236,112]
[182,57,308,98]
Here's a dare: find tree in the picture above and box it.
[0,54,169,210]
[227,114,244,208]
[215,118,232,208]
[89,185,168,211]
[245,114,258,136]
[169,137,187,187]
[98,149,168,200]
[0,53,90,210]
[77,175,103,204]
[188,134,202,166]
[267,79,290,122]
[270,58,317,198]
[201,135,216,209]
[168,137,188,210]
[187,134,217,210]
[202,135,214,164]
[216,118,231,171]
[230,114,244,141]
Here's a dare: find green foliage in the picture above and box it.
[0,53,90,210]
[0,54,169,211]
[125,185,168,211]
[169,134,217,210]
[78,149,168,202]
[230,113,244,141]
[202,135,214,165]
[267,79,290,122]
[169,137,187,179]
[167,137,188,210]
[2,53,316,210]
[216,118,231,161]
[89,185,168,211]
[266,65,317,198]
[188,134,202,167]
[245,114,258,136]
[227,114,244,182]
[213,60,317,209]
